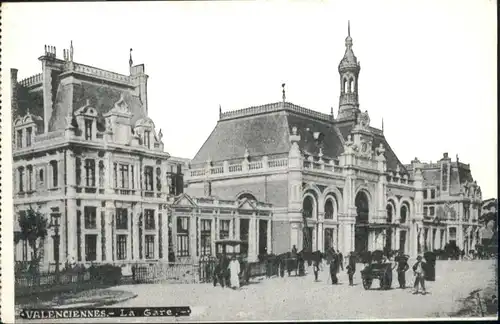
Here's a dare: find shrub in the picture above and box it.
[88,264,122,285]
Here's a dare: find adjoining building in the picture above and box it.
[405,154,482,253]
[480,198,497,247]
[11,44,185,271]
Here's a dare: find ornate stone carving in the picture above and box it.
[113,93,129,114]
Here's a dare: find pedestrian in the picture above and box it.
[313,258,320,282]
[228,255,241,289]
[412,255,427,295]
[395,252,410,289]
[346,252,356,286]
[329,250,339,285]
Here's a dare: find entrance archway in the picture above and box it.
[302,195,315,253]
[355,191,370,254]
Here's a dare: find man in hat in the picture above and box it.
[346,252,356,286]
[412,255,427,295]
[395,252,410,289]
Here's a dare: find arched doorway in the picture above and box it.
[355,191,370,254]
[302,195,315,253]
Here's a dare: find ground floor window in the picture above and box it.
[85,234,97,261]
[176,217,189,257]
[200,219,212,256]
[117,234,127,260]
[220,219,230,239]
[145,235,155,259]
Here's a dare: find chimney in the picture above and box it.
[10,69,19,117]
[130,64,148,114]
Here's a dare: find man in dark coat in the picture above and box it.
[412,255,427,295]
[395,252,410,289]
[329,249,340,284]
[346,252,356,286]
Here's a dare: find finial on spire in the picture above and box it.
[219,104,222,118]
[282,83,286,102]
[348,20,351,37]
[70,40,74,62]
[382,118,384,132]
[129,48,133,67]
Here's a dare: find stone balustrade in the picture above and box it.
[220,102,332,122]
[73,63,131,85]
[187,156,289,179]
[302,157,343,175]
[386,174,414,186]
[19,73,43,87]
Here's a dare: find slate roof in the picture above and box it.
[192,102,408,174]
[14,85,45,132]
[49,80,144,132]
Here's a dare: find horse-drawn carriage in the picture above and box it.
[214,239,250,285]
[360,250,393,290]
[360,262,393,290]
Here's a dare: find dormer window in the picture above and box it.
[26,127,32,147]
[17,130,23,149]
[144,130,151,149]
[84,119,93,140]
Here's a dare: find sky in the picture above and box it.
[2,0,497,198]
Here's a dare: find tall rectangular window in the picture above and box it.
[144,131,151,149]
[430,207,435,216]
[200,219,212,256]
[423,207,428,217]
[131,166,135,189]
[17,130,23,149]
[220,220,230,239]
[144,166,154,191]
[50,161,58,187]
[145,209,155,230]
[85,234,97,261]
[119,164,129,189]
[145,235,155,259]
[84,206,97,229]
[176,217,189,257]
[27,166,33,192]
[116,235,127,260]
[113,163,118,188]
[18,167,25,192]
[85,159,96,187]
[423,189,428,199]
[116,208,128,230]
[84,119,93,140]
[431,189,436,199]
[26,127,32,147]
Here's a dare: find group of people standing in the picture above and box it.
[212,255,241,290]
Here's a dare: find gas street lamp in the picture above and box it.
[50,208,61,283]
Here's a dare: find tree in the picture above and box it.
[18,207,48,273]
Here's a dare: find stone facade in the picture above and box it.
[12,44,186,271]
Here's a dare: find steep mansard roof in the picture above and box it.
[191,102,408,174]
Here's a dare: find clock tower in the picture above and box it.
[337,21,361,121]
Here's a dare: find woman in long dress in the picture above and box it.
[228,256,241,289]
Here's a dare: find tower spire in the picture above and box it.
[382,118,384,133]
[282,83,286,102]
[348,20,350,37]
[129,48,133,68]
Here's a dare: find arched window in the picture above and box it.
[50,160,58,187]
[400,205,408,223]
[39,169,44,183]
[344,79,349,93]
[325,199,334,219]
[350,78,355,93]
[238,193,257,201]
[303,196,315,218]
[386,204,393,223]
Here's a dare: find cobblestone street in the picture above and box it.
[33,259,497,322]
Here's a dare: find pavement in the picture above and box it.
[16,259,497,322]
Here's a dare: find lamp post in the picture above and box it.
[50,209,61,283]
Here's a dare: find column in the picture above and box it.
[105,202,114,262]
[211,214,217,255]
[267,219,272,254]
[337,223,344,253]
[155,210,160,259]
[351,224,355,254]
[343,223,351,255]
[317,222,324,252]
[81,158,87,187]
[132,209,139,260]
[457,224,464,250]
[66,199,78,261]
[429,227,434,251]
[256,217,260,257]
[161,211,169,261]
[435,228,441,250]
[291,223,299,250]
[248,215,257,262]
[127,210,133,261]
[190,215,196,259]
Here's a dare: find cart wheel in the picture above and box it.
[362,278,372,290]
